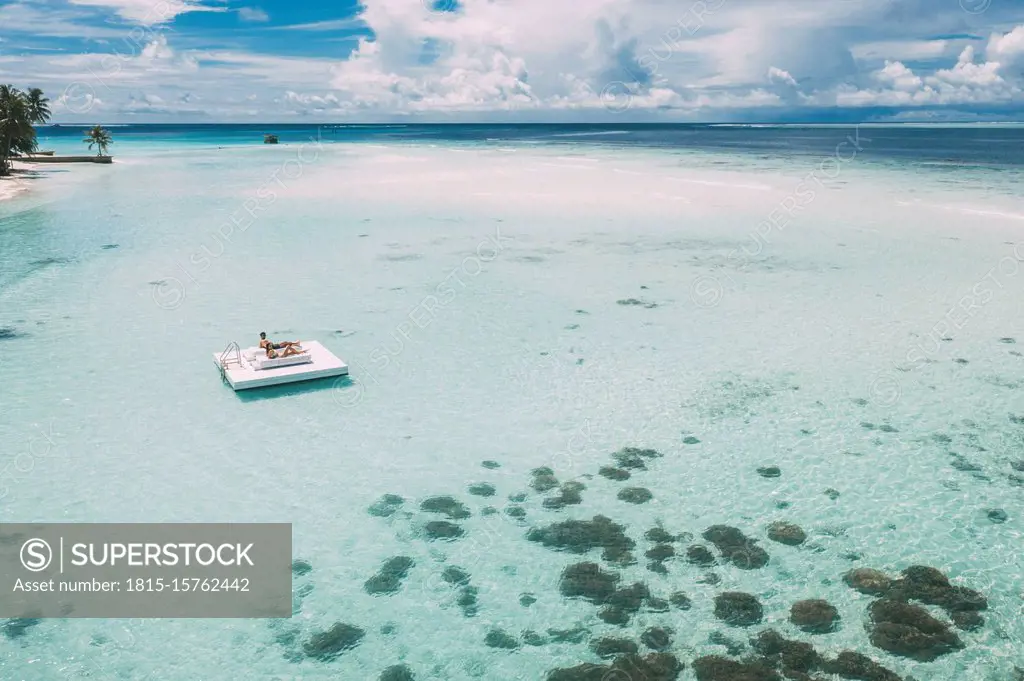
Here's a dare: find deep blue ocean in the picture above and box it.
[35,123,1024,170]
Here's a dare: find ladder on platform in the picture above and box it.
[218,341,242,382]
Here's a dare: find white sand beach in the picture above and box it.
[0,160,43,202]
[0,175,28,202]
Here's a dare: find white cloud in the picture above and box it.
[56,87,105,113]
[327,36,536,112]
[768,66,797,86]
[0,1,130,38]
[693,88,782,110]
[281,91,342,111]
[986,24,1024,64]
[67,0,227,24]
[238,7,269,23]
[874,60,923,91]
[314,0,888,115]
[930,46,1002,87]
[851,39,954,63]
[825,37,1022,108]
[274,17,368,31]
[9,0,1024,120]
[319,0,786,114]
[120,91,206,114]
[140,35,175,60]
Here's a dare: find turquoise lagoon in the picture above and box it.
[0,126,1022,680]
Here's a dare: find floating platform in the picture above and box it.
[213,340,348,391]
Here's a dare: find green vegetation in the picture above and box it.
[0,85,50,176]
[84,124,113,157]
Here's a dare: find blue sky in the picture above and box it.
[1,0,1024,122]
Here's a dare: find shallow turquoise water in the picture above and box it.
[1,136,1022,680]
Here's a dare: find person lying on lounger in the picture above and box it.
[259,332,301,351]
[265,343,306,359]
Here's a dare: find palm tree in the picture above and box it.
[25,88,51,125]
[0,85,35,177]
[84,125,112,157]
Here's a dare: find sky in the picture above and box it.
[1,0,1024,122]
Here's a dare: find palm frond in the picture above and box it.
[0,85,40,175]
[83,124,113,156]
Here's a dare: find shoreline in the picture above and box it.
[0,176,28,203]
[0,162,40,203]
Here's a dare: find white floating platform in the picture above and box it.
[213,340,348,391]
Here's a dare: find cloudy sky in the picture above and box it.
[2,0,1023,122]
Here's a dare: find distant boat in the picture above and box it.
[264,134,279,144]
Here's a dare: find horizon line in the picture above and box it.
[39,121,1024,127]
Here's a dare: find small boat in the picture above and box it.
[214,340,348,390]
[264,134,279,144]
[29,150,55,156]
